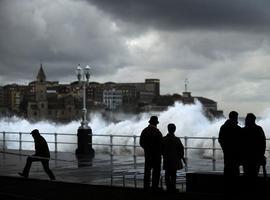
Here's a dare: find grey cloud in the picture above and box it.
[1,0,270,115]
[86,0,270,31]
[0,0,130,83]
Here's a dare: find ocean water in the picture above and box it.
[1,101,270,160]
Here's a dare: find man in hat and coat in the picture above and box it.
[18,129,55,180]
[140,116,163,190]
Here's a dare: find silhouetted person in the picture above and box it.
[242,113,266,179]
[162,123,185,192]
[140,116,163,190]
[18,129,55,180]
[218,111,242,194]
[218,111,242,177]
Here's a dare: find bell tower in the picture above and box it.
[35,63,48,118]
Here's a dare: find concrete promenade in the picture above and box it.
[0,150,219,200]
[0,150,141,186]
[0,150,269,199]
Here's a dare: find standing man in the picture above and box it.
[218,111,242,177]
[242,113,266,178]
[162,123,185,192]
[18,129,56,180]
[140,116,163,190]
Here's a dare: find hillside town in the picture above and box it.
[0,64,223,122]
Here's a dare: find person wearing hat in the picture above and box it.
[140,116,163,190]
[18,129,55,180]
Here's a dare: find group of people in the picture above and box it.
[219,111,266,177]
[218,111,266,191]
[140,116,185,192]
[18,111,266,192]
[140,112,267,192]
[20,118,185,191]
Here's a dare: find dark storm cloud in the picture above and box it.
[1,0,270,115]
[87,0,270,31]
[0,0,130,83]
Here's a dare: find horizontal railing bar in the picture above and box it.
[185,147,222,150]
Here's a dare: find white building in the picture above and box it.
[103,89,123,110]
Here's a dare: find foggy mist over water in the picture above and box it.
[1,101,270,158]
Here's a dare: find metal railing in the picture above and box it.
[0,131,269,172]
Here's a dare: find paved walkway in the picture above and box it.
[1,150,270,199]
[0,150,147,187]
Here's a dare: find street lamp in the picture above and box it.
[76,64,91,129]
[75,64,94,159]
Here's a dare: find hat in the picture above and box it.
[30,129,40,136]
[148,116,159,124]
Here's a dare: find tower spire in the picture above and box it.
[184,78,189,92]
[37,63,46,83]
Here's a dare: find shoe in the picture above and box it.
[18,172,28,178]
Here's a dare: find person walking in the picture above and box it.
[140,116,163,190]
[162,123,185,192]
[18,129,56,180]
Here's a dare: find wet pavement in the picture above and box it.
[1,150,270,199]
[0,150,147,187]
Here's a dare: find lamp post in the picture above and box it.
[75,64,95,159]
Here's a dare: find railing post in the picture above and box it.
[3,131,6,151]
[133,135,137,169]
[19,132,22,153]
[3,131,6,159]
[54,133,58,163]
[110,135,113,167]
[134,173,137,188]
[212,137,216,171]
[54,133,58,153]
[184,136,188,172]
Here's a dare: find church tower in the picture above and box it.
[35,64,48,118]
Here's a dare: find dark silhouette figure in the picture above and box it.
[242,113,266,179]
[162,123,185,192]
[18,129,55,180]
[140,116,163,190]
[218,111,242,177]
[218,111,242,194]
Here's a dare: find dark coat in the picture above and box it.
[33,135,50,158]
[218,119,242,161]
[162,133,184,171]
[140,125,163,159]
[242,124,266,164]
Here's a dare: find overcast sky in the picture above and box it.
[1,0,270,116]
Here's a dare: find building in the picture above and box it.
[70,79,160,111]
[27,64,81,122]
[103,89,123,110]
[1,84,29,115]
[28,65,48,119]
[0,86,4,111]
[150,89,223,119]
[1,64,223,121]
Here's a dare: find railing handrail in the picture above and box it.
[1,131,269,172]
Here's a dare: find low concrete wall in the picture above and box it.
[186,172,270,195]
[0,176,224,200]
